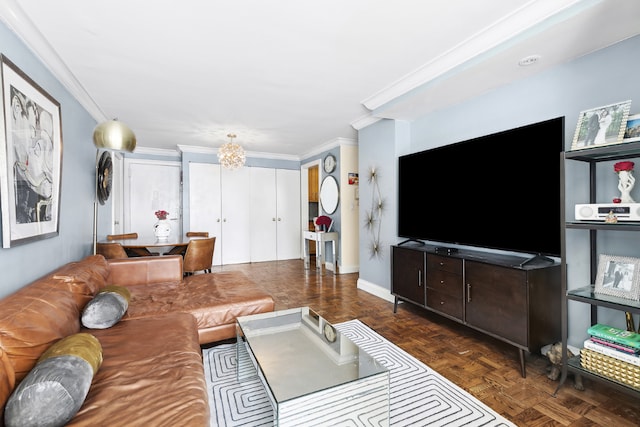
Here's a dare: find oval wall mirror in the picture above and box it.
[320,175,339,214]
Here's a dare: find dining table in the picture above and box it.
[99,234,205,255]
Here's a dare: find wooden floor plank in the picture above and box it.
[212,259,640,426]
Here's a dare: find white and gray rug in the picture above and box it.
[204,319,516,427]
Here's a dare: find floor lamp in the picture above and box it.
[92,119,136,254]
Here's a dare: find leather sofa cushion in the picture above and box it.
[0,348,15,423]
[0,282,80,385]
[70,313,209,426]
[123,271,275,343]
[51,255,109,308]
[106,255,183,287]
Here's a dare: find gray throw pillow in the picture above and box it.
[81,285,130,329]
[4,333,102,427]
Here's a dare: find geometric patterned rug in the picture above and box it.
[204,319,517,427]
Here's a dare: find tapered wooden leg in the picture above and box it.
[519,348,526,378]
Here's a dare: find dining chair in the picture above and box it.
[183,237,216,276]
[96,242,129,259]
[107,232,138,240]
[107,232,158,257]
[186,231,209,237]
[165,231,210,256]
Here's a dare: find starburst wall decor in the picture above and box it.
[364,165,384,259]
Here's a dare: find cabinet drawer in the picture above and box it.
[427,254,462,274]
[426,269,463,298]
[427,289,463,320]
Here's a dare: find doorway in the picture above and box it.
[123,159,182,239]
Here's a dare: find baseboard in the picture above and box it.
[337,263,358,274]
[356,278,395,303]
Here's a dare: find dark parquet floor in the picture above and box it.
[212,258,640,426]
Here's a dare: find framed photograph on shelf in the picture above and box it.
[570,100,632,151]
[0,55,63,248]
[623,113,640,143]
[594,254,640,301]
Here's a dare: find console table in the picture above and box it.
[303,231,338,274]
[391,243,561,377]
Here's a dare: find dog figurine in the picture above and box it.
[542,342,584,390]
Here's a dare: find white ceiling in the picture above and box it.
[2,0,639,158]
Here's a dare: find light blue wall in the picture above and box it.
[358,119,404,289]
[0,21,98,297]
[359,34,640,346]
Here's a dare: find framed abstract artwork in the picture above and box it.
[0,55,63,247]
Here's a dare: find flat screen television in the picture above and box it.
[398,117,564,262]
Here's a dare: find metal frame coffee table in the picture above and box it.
[236,307,389,426]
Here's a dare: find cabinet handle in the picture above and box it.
[440,280,444,284]
[439,262,444,266]
[272,218,276,221]
[278,217,282,221]
[467,283,471,302]
[440,301,445,305]
[217,218,221,223]
[418,270,422,287]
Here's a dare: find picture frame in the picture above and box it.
[570,100,632,151]
[0,55,63,247]
[594,254,640,301]
[622,113,640,143]
[348,172,359,185]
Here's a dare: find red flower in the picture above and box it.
[155,210,169,220]
[614,161,634,173]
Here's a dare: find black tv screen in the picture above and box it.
[398,117,564,257]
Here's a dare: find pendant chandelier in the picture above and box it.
[217,133,246,169]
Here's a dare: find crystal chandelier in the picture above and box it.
[217,133,246,170]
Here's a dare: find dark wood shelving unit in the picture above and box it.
[558,141,640,398]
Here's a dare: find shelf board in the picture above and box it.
[567,356,640,397]
[567,285,640,313]
[565,141,640,162]
[566,221,640,231]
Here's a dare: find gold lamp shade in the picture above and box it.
[92,119,136,152]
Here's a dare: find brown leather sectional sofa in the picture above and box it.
[0,254,275,426]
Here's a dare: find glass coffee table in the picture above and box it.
[236,307,389,426]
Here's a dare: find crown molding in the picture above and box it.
[0,0,106,122]
[301,137,357,159]
[361,0,584,112]
[131,146,180,157]
[351,114,382,131]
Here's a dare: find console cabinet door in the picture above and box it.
[465,260,527,346]
[392,246,426,306]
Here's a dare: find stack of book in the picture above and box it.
[581,323,640,389]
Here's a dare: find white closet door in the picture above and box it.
[250,167,277,262]
[188,162,222,266]
[220,167,252,264]
[276,168,301,260]
[188,163,251,266]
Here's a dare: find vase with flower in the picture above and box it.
[614,161,635,203]
[154,210,171,239]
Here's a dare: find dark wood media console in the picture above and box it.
[391,243,561,377]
